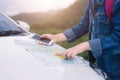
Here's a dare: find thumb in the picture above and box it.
[41,34,49,38]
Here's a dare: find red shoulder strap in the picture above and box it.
[106,0,114,20]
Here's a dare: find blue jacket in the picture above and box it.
[63,0,120,79]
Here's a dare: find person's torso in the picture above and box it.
[88,0,120,79]
[88,0,113,39]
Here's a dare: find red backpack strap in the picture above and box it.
[106,0,114,20]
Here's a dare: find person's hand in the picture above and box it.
[56,42,91,59]
[42,34,57,42]
[38,33,67,45]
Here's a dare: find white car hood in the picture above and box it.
[0,35,104,80]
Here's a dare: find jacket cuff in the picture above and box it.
[63,29,76,42]
[89,39,103,58]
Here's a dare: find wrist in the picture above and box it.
[55,33,67,43]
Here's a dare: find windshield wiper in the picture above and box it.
[0,30,22,36]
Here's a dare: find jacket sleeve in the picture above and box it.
[63,2,90,42]
[89,1,120,58]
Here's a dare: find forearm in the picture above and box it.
[63,24,88,43]
[83,41,91,51]
[77,41,91,51]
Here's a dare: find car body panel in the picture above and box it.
[0,11,105,80]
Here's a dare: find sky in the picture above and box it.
[0,0,76,15]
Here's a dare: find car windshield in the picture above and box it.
[0,13,23,35]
